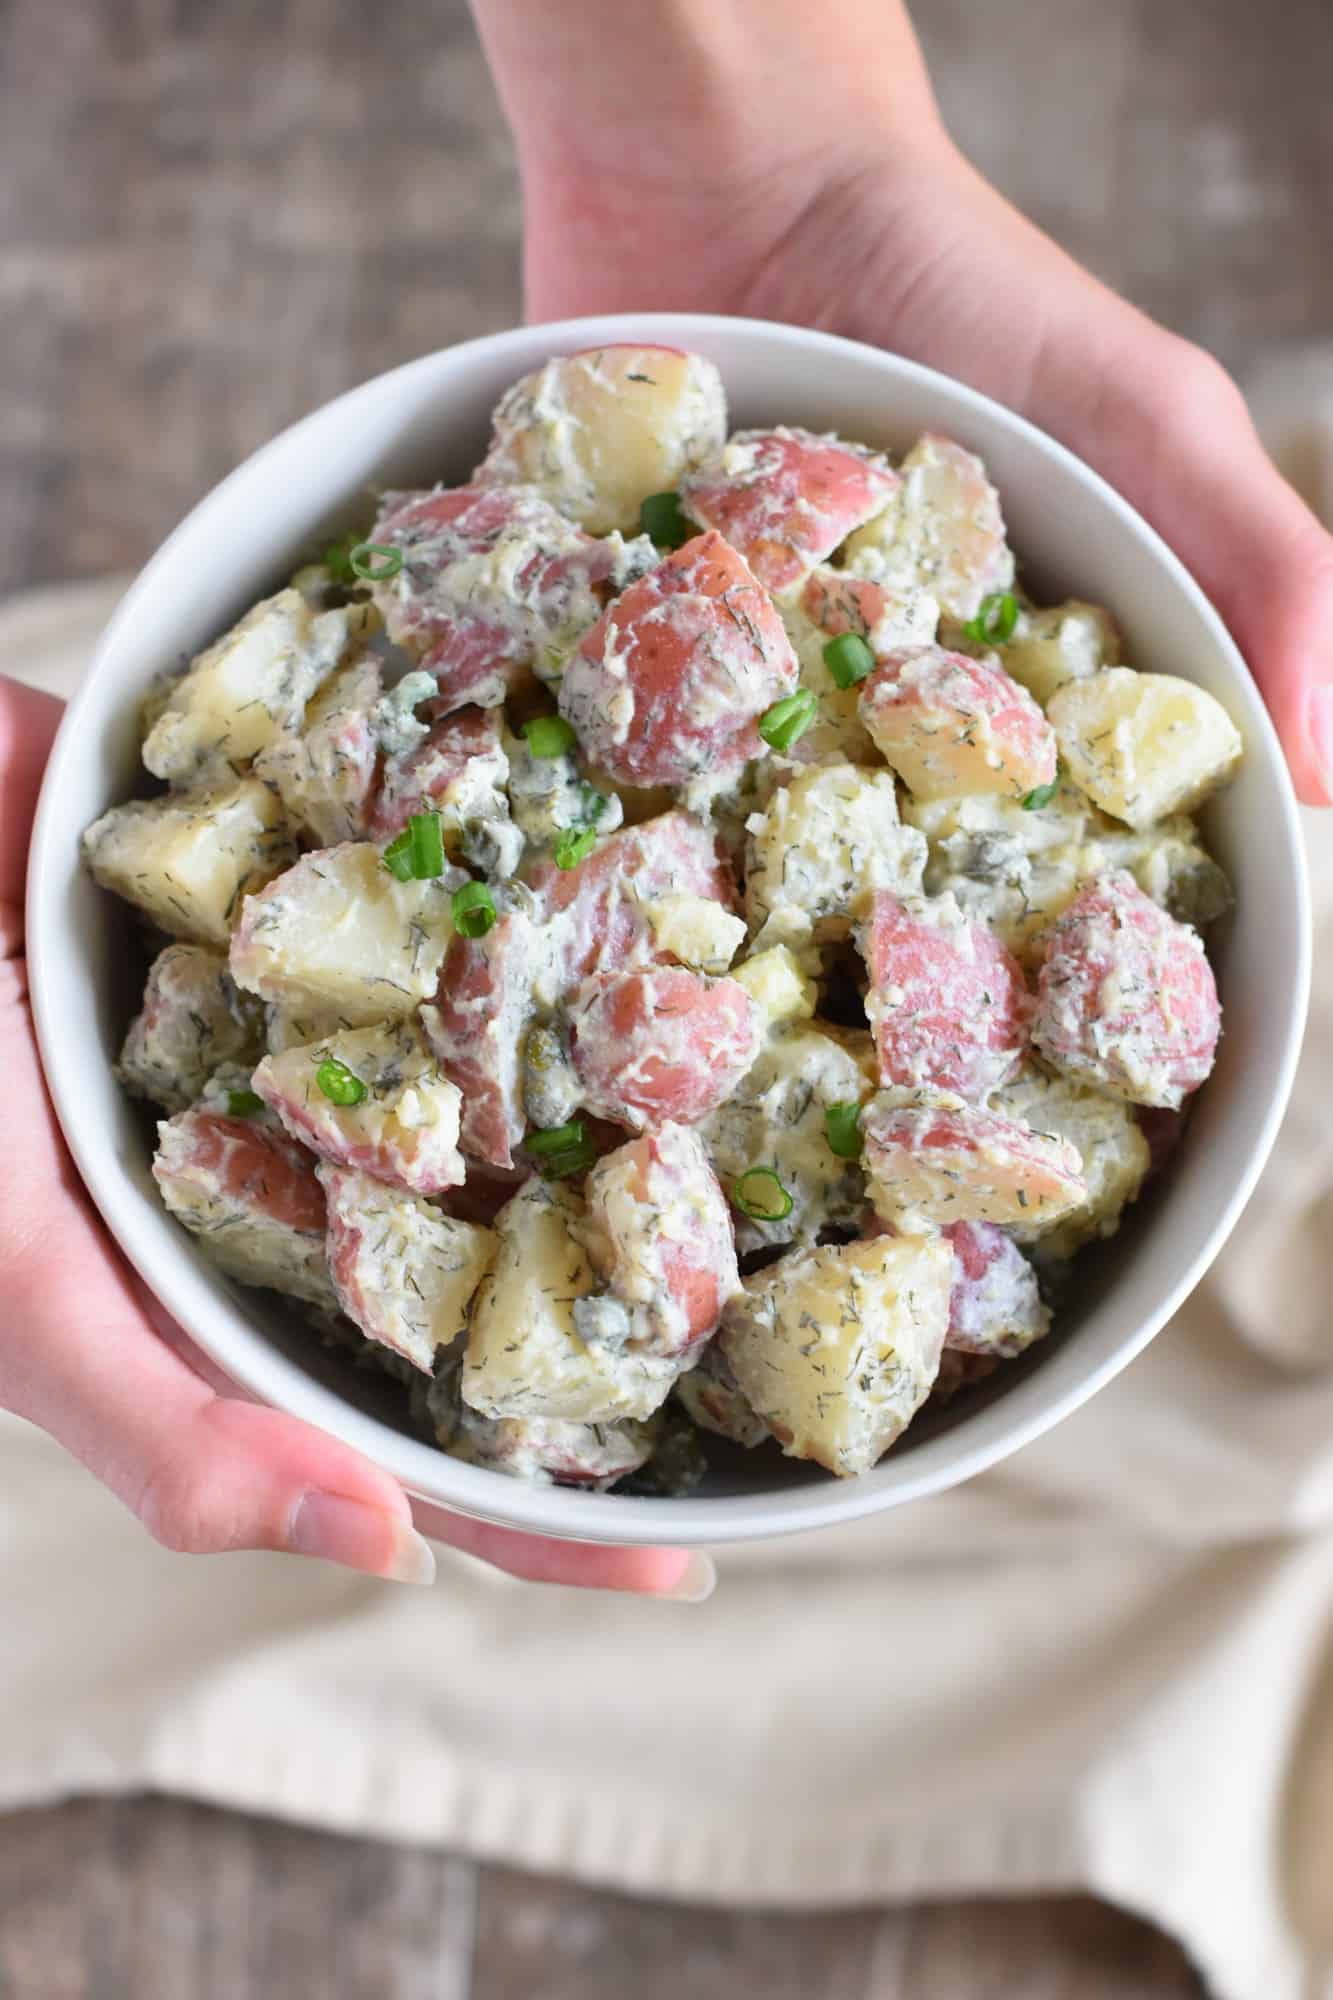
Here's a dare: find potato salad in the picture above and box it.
[84,343,1242,1493]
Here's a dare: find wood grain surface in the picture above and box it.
[0,1798,1206,2000]
[3,0,1327,1991]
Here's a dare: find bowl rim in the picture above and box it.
[26,311,1313,1546]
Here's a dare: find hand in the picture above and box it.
[0,679,706,1597]
[478,0,1333,806]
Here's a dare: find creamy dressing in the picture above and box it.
[86,358,1236,1489]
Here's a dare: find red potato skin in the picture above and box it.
[368,706,503,840]
[153,1109,326,1236]
[942,1219,1046,1357]
[420,912,538,1170]
[368,485,620,712]
[1032,873,1221,1108]
[800,568,902,642]
[596,1127,738,1362]
[421,815,736,1170]
[530,810,738,989]
[859,645,1058,794]
[861,891,1030,1100]
[861,1095,1086,1221]
[567,968,761,1130]
[558,532,796,787]
[251,1062,465,1197]
[680,428,898,593]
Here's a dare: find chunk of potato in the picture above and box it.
[142,591,373,787]
[987,599,1120,706]
[429,1361,659,1487]
[254,653,382,846]
[476,344,727,536]
[860,645,1057,801]
[463,1177,678,1423]
[574,1123,742,1364]
[420,910,542,1170]
[641,892,746,975]
[991,1064,1151,1259]
[263,1000,358,1055]
[366,483,632,712]
[153,1104,336,1310]
[84,778,298,947]
[560,531,797,788]
[729,944,819,1025]
[118,943,263,1112]
[253,1019,465,1195]
[861,1088,1087,1231]
[781,570,938,767]
[1030,871,1221,1108]
[369,706,522,878]
[943,1220,1050,1357]
[679,427,897,594]
[858,889,1030,1099]
[718,1233,953,1476]
[903,782,1107,964]
[842,433,1014,622]
[321,1164,494,1373]
[229,842,457,1025]
[532,809,738,995]
[698,1021,872,1251]
[745,763,926,947]
[673,1343,769,1449]
[567,968,761,1131]
[1048,668,1242,828]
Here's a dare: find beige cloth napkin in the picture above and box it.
[4,374,1333,2000]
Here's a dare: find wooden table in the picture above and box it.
[2,0,1328,1990]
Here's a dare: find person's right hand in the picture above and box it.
[0,678,710,1599]
[478,0,1333,807]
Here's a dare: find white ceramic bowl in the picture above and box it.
[26,314,1312,1547]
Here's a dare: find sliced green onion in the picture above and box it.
[732,1166,794,1222]
[554,825,597,870]
[322,538,358,585]
[539,1139,597,1180]
[452,880,497,938]
[1021,777,1060,811]
[963,590,1019,645]
[383,810,445,881]
[527,1118,596,1180]
[316,1058,367,1107]
[226,1088,264,1118]
[522,714,577,759]
[527,1120,586,1158]
[757,688,818,754]
[349,541,404,583]
[382,832,415,881]
[824,1102,863,1160]
[822,632,876,690]
[639,490,694,550]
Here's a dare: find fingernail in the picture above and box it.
[288,1492,437,1587]
[1309,685,1333,799]
[660,1551,717,1603]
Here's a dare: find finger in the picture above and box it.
[7,1002,709,1596]
[1,1005,433,1581]
[0,676,63,913]
[411,1500,716,1599]
[6,1232,437,1582]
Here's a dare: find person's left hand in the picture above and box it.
[0,677,709,1599]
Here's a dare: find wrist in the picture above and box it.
[519,117,961,330]
[471,0,950,322]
